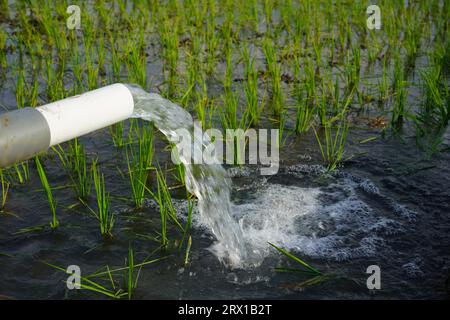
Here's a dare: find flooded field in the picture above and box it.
[0,0,449,299]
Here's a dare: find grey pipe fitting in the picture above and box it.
[0,108,51,168]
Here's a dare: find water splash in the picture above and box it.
[127,85,248,267]
[221,165,417,265]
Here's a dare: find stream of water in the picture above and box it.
[128,85,250,268]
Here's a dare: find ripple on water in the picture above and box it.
[203,165,417,267]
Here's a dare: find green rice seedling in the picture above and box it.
[13,161,30,185]
[179,196,193,255]
[96,36,106,74]
[109,122,127,149]
[127,45,147,90]
[329,75,341,116]
[201,89,217,129]
[110,36,122,82]
[391,59,407,131]
[367,33,382,66]
[171,162,186,188]
[294,100,314,135]
[292,55,303,101]
[284,274,336,291]
[67,140,92,201]
[16,69,26,109]
[329,85,355,124]
[166,32,179,97]
[46,262,126,299]
[46,250,166,299]
[263,38,284,116]
[415,65,450,154]
[183,0,201,29]
[313,119,350,172]
[242,45,263,126]
[269,242,321,275]
[154,170,168,248]
[51,144,69,169]
[180,27,201,107]
[403,11,422,71]
[126,125,154,208]
[417,65,450,131]
[53,29,68,65]
[220,90,244,130]
[52,1,68,47]
[431,38,450,76]
[220,4,234,51]
[312,37,323,70]
[33,3,54,46]
[293,58,314,134]
[336,21,346,56]
[434,1,450,42]
[278,110,289,146]
[27,76,39,108]
[317,84,328,126]
[263,0,274,35]
[278,0,293,34]
[194,92,208,129]
[239,0,259,32]
[71,43,85,91]
[81,8,96,47]
[378,57,390,104]
[44,58,64,101]
[303,58,317,109]
[14,224,48,235]
[126,244,135,300]
[0,169,9,212]
[18,15,33,54]
[117,0,132,28]
[222,39,233,93]
[35,157,58,229]
[30,36,45,64]
[181,56,196,108]
[0,0,8,20]
[353,47,361,87]
[344,48,360,97]
[205,0,218,75]
[85,48,99,91]
[145,167,183,249]
[0,29,7,70]
[96,0,111,30]
[158,9,179,97]
[91,161,114,239]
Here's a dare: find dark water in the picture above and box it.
[0,121,449,299]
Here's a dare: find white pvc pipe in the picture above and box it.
[36,83,134,146]
[0,83,135,168]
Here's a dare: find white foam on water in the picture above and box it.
[359,179,380,195]
[225,184,321,266]
[206,171,417,267]
[402,259,424,278]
